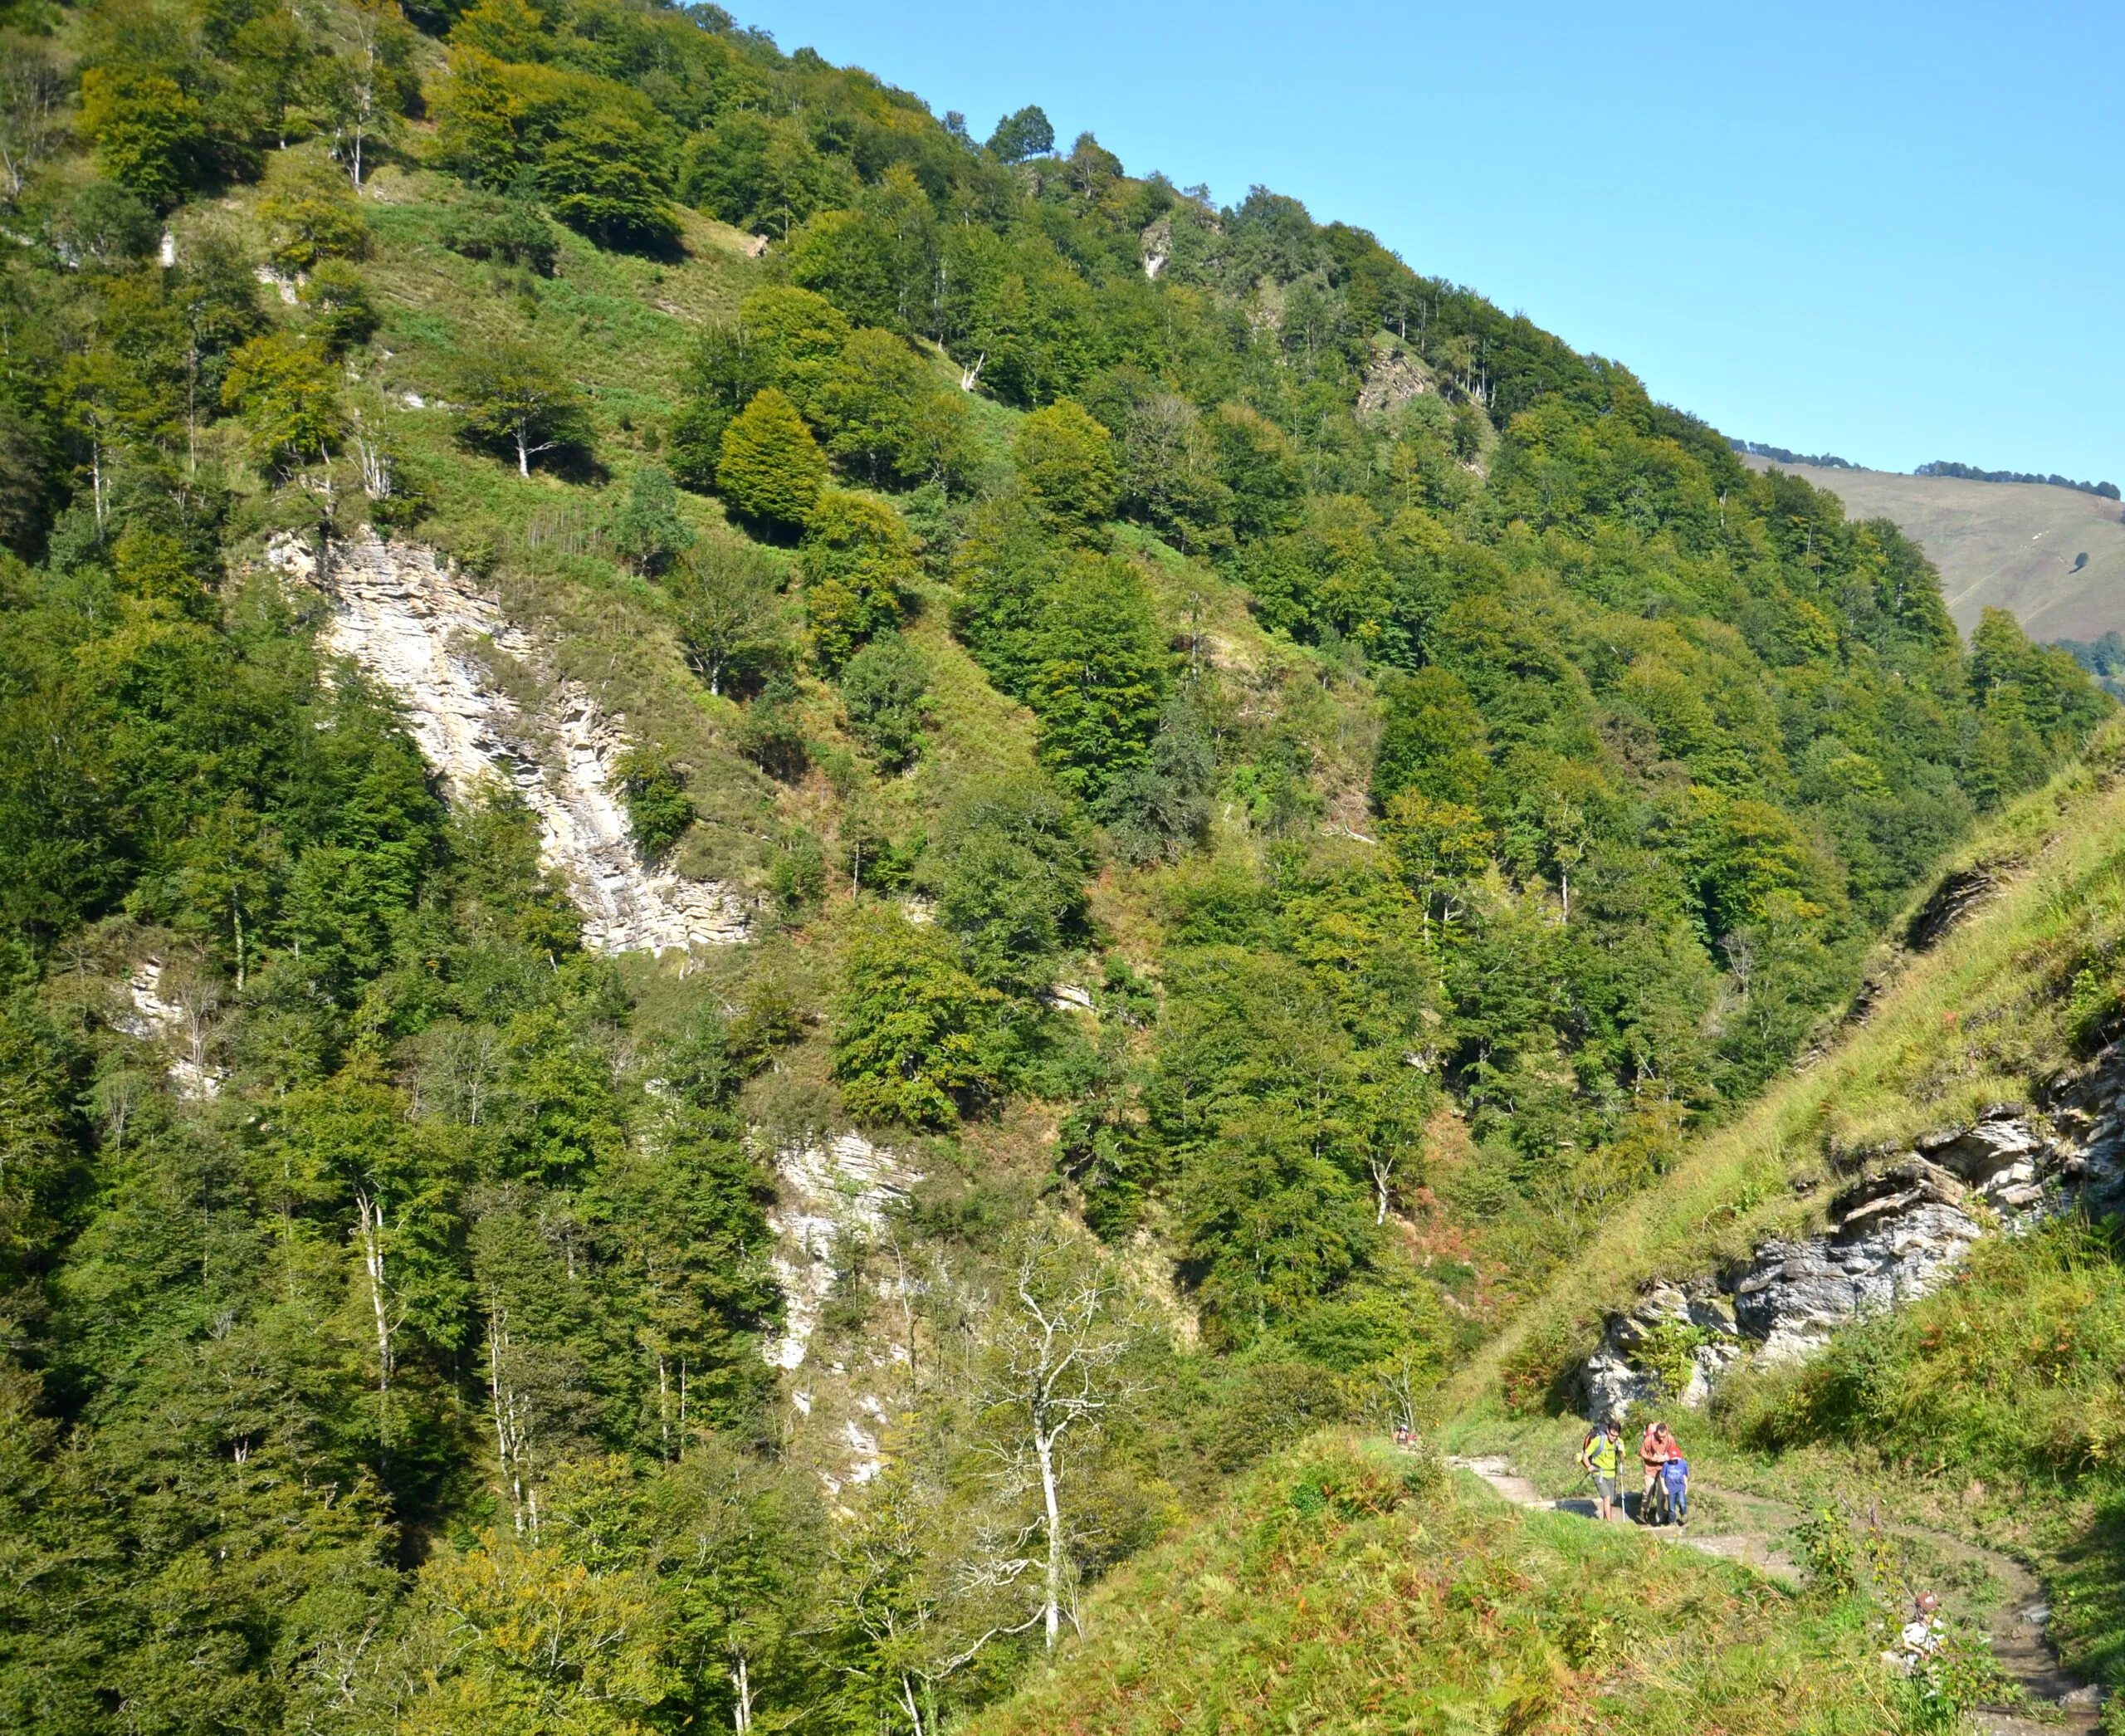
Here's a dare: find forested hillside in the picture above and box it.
[0,0,2107,1728]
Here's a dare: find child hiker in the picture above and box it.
[1659,1450,1689,1530]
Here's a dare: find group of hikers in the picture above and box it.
[1577,1416,1689,1528]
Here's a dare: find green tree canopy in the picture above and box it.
[831,908,1000,1127]
[716,388,828,535]
[798,490,913,670]
[454,340,590,477]
[1013,400,1117,537]
[540,108,681,252]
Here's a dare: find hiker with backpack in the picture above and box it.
[1577,1418,1624,1520]
[1638,1420,1675,1524]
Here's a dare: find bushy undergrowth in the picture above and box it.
[1722,1219,2125,1479]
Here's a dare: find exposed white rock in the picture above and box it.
[1139,216,1170,281]
[269,534,749,955]
[841,1419,882,1484]
[115,958,225,1100]
[763,1131,918,1372]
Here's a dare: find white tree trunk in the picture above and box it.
[354,1191,393,1392]
[1035,1415,1063,1649]
[730,1654,752,1733]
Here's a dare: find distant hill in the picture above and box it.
[1741,455,2125,641]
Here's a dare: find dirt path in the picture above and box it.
[1445,1455,2103,1734]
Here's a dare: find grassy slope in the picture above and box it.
[1742,457,2125,641]
[965,1432,1902,1736]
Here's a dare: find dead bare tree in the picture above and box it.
[971,1226,1140,1650]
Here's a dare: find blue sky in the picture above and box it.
[744,0,2123,482]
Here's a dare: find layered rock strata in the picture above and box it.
[1580,1068,2125,1422]
[765,1132,921,1493]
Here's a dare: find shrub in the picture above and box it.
[615,752,693,859]
[51,181,159,271]
[440,192,559,274]
[838,633,929,771]
[607,463,693,576]
[798,491,913,670]
[769,827,825,916]
[300,261,379,355]
[258,160,368,274]
[1793,1509,1860,1598]
[716,389,826,535]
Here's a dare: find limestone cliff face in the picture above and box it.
[270,534,750,955]
[1579,1057,2125,1422]
[763,1131,921,1494]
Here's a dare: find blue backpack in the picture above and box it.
[1662,1457,1689,1496]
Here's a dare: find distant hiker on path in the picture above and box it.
[1578,1420,1624,1520]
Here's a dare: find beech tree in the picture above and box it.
[830,909,999,1128]
[222,331,344,478]
[1023,555,1170,800]
[986,105,1054,163]
[258,156,369,274]
[78,66,204,204]
[1012,399,1116,536]
[716,387,827,534]
[799,489,914,670]
[540,109,681,252]
[666,536,786,697]
[455,340,589,476]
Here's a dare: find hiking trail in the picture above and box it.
[1445,1454,2103,1735]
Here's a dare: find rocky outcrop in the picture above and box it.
[1904,860,2008,951]
[1139,216,1170,281]
[1356,345,1433,421]
[271,535,749,956]
[113,957,225,1100]
[764,1131,919,1373]
[1578,1078,2125,1423]
[765,1131,922,1494]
